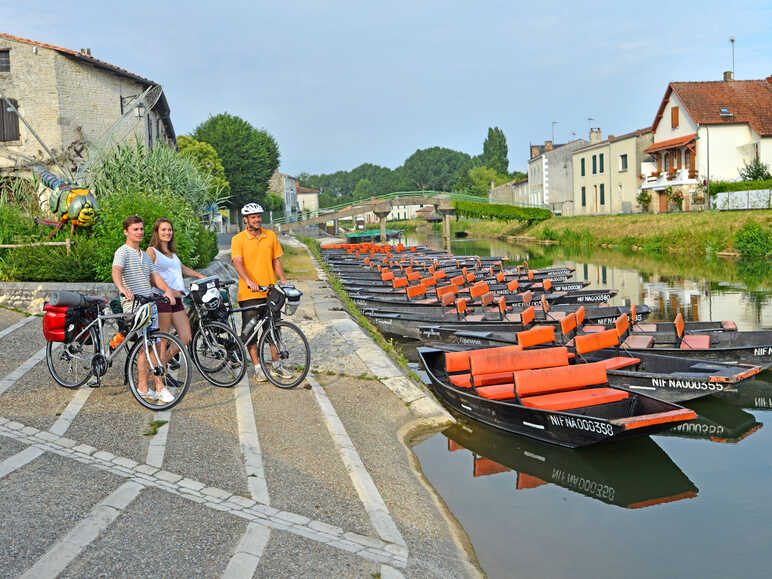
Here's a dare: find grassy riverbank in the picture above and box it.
[440,209,772,257]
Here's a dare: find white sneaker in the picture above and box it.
[155,388,175,404]
[138,388,157,401]
[254,366,269,382]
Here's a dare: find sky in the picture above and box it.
[3,0,772,176]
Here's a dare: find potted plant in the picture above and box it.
[636,190,652,212]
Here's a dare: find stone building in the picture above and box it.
[268,170,299,221]
[0,33,175,174]
[527,138,588,215]
[297,185,319,214]
[489,177,529,205]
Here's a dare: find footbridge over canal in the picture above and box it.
[278,191,488,246]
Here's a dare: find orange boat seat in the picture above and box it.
[681,335,711,349]
[600,357,641,370]
[521,388,629,411]
[623,335,654,349]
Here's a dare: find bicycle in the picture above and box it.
[43,292,192,410]
[186,277,248,387]
[189,279,311,388]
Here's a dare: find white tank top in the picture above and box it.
[151,250,185,294]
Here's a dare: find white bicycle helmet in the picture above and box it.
[130,303,154,334]
[241,203,264,215]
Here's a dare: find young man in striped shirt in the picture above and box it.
[112,215,177,403]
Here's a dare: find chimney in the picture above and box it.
[589,128,602,143]
[86,48,91,56]
[723,71,733,81]
[544,140,553,152]
[608,135,615,141]
[530,145,540,159]
[767,75,772,84]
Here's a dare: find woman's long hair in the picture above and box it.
[149,218,177,255]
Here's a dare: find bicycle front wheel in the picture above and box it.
[46,329,98,388]
[257,320,311,389]
[127,331,192,410]
[190,321,247,388]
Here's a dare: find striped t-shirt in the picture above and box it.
[112,244,157,311]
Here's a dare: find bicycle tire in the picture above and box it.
[190,321,247,388]
[127,331,192,410]
[46,328,98,388]
[257,320,311,389]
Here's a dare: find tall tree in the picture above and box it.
[177,136,231,203]
[192,113,279,212]
[403,147,471,191]
[482,127,509,175]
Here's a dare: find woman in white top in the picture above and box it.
[147,218,206,350]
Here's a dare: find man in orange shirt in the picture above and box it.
[231,202,287,382]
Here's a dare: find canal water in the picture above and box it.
[403,233,772,578]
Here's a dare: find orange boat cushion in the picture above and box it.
[436,284,457,298]
[674,312,685,339]
[521,387,629,411]
[476,383,517,400]
[601,357,642,370]
[517,325,556,349]
[470,282,490,299]
[560,313,577,337]
[406,285,426,299]
[581,325,606,333]
[469,346,569,378]
[407,271,421,281]
[481,292,494,307]
[392,277,408,289]
[575,329,619,355]
[514,361,608,397]
[623,334,654,349]
[681,335,711,349]
[521,306,535,327]
[507,279,519,292]
[575,306,586,326]
[615,314,630,337]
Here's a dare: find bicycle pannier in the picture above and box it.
[267,286,285,314]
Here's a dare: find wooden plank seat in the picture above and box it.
[633,323,658,332]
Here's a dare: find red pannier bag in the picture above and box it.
[43,304,69,342]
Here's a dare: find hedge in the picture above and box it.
[452,200,552,224]
[709,179,772,195]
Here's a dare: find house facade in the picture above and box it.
[640,73,772,212]
[572,128,653,215]
[0,33,174,174]
[528,139,588,215]
[296,185,319,215]
[489,177,529,206]
[268,171,299,220]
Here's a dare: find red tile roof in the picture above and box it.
[644,133,696,153]
[297,185,318,194]
[653,77,772,136]
[0,32,154,86]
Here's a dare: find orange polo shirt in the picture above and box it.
[231,227,283,301]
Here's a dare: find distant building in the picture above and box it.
[0,32,175,175]
[489,177,529,206]
[640,72,772,212]
[528,138,588,215]
[296,184,319,214]
[268,171,299,220]
[572,128,653,215]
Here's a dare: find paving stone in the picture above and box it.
[57,437,76,448]
[73,444,96,455]
[34,431,59,442]
[113,457,139,469]
[5,421,24,430]
[274,510,311,525]
[93,451,116,462]
[22,426,39,435]
[201,486,231,500]
[344,532,387,550]
[309,520,344,536]
[135,464,159,475]
[249,504,279,517]
[227,495,256,508]
[155,470,183,483]
[178,478,206,491]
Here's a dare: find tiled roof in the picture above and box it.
[653,77,772,136]
[575,127,652,152]
[0,32,154,85]
[297,185,318,194]
[644,133,696,153]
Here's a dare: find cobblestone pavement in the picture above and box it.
[0,236,480,578]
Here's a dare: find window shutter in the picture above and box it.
[671,107,679,128]
[0,98,21,141]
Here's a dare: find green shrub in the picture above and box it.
[0,234,101,281]
[92,190,203,281]
[0,205,46,244]
[734,221,771,258]
[452,200,552,224]
[709,179,772,195]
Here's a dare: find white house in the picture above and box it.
[640,72,772,212]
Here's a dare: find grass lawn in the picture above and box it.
[281,246,318,281]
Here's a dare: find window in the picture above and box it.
[580,158,585,176]
[599,183,605,205]
[602,266,607,285]
[671,106,679,128]
[620,153,628,171]
[599,153,604,174]
[592,155,597,174]
[0,97,20,142]
[0,50,9,72]
[664,154,670,172]
[581,186,586,207]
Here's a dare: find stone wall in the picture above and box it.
[0,258,239,315]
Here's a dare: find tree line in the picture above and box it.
[300,127,526,208]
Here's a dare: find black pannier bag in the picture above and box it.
[267,286,286,314]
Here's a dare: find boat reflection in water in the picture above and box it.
[658,395,763,443]
[443,414,698,509]
[715,372,772,411]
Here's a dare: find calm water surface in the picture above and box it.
[404,233,772,578]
